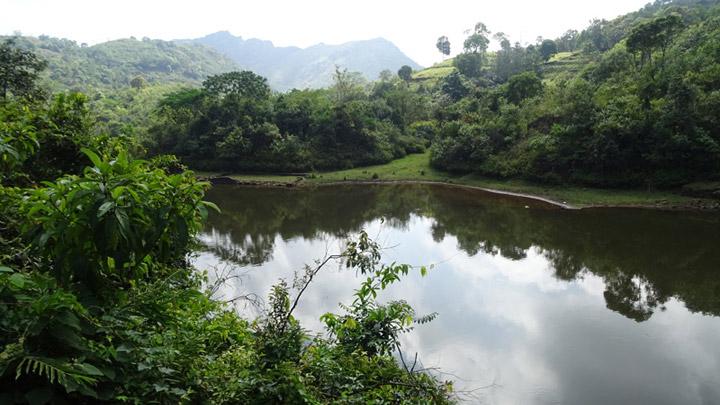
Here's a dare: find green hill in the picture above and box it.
[5,35,240,92]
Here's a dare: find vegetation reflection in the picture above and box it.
[203,184,720,322]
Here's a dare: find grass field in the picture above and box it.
[412,59,456,86]
[207,152,715,209]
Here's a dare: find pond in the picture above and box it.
[196,184,720,404]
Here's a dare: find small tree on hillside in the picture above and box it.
[539,39,558,61]
[398,65,413,82]
[436,36,451,59]
[129,75,148,89]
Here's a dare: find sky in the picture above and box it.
[2,0,651,67]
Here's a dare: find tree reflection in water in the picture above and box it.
[201,184,720,322]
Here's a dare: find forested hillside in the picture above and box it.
[148,0,720,190]
[185,31,422,90]
[5,35,240,92]
[425,0,720,187]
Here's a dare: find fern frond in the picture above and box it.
[15,356,98,389]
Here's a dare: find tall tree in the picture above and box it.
[626,13,684,69]
[331,66,366,104]
[463,22,491,53]
[557,30,579,52]
[436,36,451,58]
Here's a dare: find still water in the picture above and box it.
[196,184,720,404]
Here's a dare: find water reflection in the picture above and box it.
[197,184,720,404]
[202,184,720,322]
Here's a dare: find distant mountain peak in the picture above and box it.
[184,33,421,90]
[206,30,239,39]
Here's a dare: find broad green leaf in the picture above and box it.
[81,148,102,168]
[8,273,26,289]
[97,201,115,218]
[76,363,104,376]
[201,200,221,213]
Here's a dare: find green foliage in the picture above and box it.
[0,38,48,100]
[0,55,452,403]
[463,22,491,54]
[430,1,720,187]
[203,70,271,99]
[436,36,451,57]
[505,72,543,104]
[398,65,413,82]
[1,92,93,185]
[453,52,484,78]
[22,149,210,293]
[320,232,433,357]
[539,39,559,60]
[5,35,239,93]
[150,70,429,172]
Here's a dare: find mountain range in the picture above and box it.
[7,32,421,92]
[182,31,422,90]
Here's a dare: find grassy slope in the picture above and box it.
[542,51,589,85]
[206,152,714,209]
[411,59,455,86]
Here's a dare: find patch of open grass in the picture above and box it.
[412,58,456,86]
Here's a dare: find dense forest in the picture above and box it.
[148,0,720,187]
[0,42,452,403]
[428,0,720,187]
[4,35,239,92]
[148,69,429,171]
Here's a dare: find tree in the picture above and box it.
[398,65,413,82]
[436,36,451,58]
[454,52,484,78]
[558,29,579,52]
[581,19,610,52]
[440,71,468,101]
[626,13,684,69]
[505,72,543,104]
[539,39,558,61]
[331,66,365,104]
[202,71,271,100]
[0,38,48,100]
[463,22,491,53]
[494,32,511,50]
[129,75,148,89]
